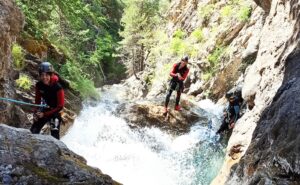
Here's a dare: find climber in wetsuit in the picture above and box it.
[30,62,64,139]
[216,95,240,134]
[164,56,189,113]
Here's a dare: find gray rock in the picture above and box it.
[187,80,204,96]
[0,0,24,124]
[226,44,300,185]
[212,0,300,184]
[0,124,120,185]
[115,101,208,135]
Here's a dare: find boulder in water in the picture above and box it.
[115,101,208,135]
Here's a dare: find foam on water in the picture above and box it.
[62,85,225,185]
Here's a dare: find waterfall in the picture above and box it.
[62,85,225,185]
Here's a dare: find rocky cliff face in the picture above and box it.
[212,0,300,184]
[0,124,120,185]
[0,0,23,124]
[123,0,300,184]
[227,42,300,185]
[141,0,262,101]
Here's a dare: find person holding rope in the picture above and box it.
[30,62,64,139]
[164,56,189,114]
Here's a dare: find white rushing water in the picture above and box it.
[62,85,225,185]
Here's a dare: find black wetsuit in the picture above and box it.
[30,75,64,139]
[217,98,240,134]
[165,62,189,108]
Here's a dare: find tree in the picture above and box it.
[16,0,126,98]
[119,0,161,77]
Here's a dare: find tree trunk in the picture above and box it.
[140,44,144,71]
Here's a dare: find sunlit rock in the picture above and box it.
[115,101,208,135]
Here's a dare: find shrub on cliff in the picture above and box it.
[12,44,25,70]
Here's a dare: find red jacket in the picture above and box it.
[170,62,189,81]
[35,74,64,117]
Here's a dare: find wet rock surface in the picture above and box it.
[226,46,300,185]
[115,101,208,135]
[212,0,300,184]
[0,124,121,185]
[0,0,24,124]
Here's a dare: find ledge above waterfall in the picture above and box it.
[114,101,209,135]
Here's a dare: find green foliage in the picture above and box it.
[89,34,114,66]
[52,41,72,59]
[59,60,98,99]
[191,28,204,42]
[119,0,161,74]
[144,72,155,85]
[59,60,81,81]
[170,38,183,52]
[158,0,171,14]
[16,0,125,99]
[217,0,252,24]
[189,45,200,58]
[104,59,127,82]
[222,0,252,22]
[238,6,251,22]
[202,46,228,82]
[229,0,241,5]
[24,163,67,183]
[15,74,32,90]
[198,4,215,20]
[202,71,213,82]
[207,46,226,67]
[173,29,186,39]
[170,37,190,56]
[12,44,25,70]
[220,5,233,18]
[203,89,212,98]
[73,76,99,100]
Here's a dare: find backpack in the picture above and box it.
[53,72,70,89]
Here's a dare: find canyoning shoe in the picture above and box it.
[174,105,181,111]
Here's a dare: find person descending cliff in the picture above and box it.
[30,62,64,140]
[163,56,189,116]
[216,94,241,134]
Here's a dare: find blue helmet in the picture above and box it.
[39,62,53,74]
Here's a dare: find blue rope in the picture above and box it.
[0,97,48,108]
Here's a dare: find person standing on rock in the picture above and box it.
[164,56,189,114]
[30,62,64,140]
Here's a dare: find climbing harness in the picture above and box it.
[169,80,180,91]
